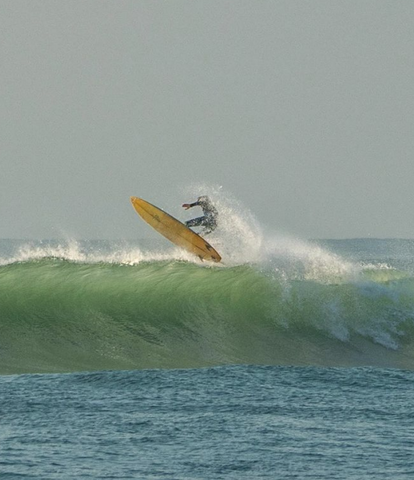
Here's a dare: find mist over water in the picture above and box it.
[2,191,414,374]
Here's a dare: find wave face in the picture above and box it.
[2,237,414,374]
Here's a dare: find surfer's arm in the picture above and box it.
[182,201,200,210]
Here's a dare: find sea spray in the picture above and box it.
[183,184,264,264]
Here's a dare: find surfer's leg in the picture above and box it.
[200,218,217,235]
[202,217,217,235]
[186,216,205,228]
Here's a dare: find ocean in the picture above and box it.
[1,236,414,478]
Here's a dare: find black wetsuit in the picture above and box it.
[185,198,218,234]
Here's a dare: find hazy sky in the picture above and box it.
[1,1,413,239]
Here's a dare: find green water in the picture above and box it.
[2,241,414,373]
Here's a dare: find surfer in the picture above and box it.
[182,196,218,235]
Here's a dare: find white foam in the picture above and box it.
[182,184,362,281]
[0,240,203,267]
[260,234,359,284]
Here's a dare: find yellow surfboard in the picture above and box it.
[130,197,221,263]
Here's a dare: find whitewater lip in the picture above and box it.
[1,256,414,375]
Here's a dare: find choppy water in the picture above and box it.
[1,366,414,479]
[2,232,414,478]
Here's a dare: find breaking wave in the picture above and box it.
[1,237,414,374]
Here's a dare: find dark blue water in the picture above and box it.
[1,366,414,479]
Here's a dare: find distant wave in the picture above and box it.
[1,252,414,374]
